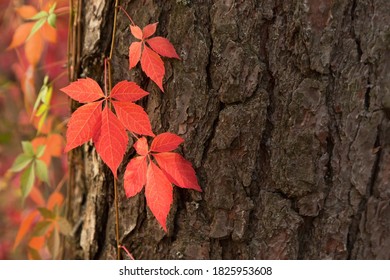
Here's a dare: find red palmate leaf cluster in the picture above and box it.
[129,22,180,91]
[125,134,201,231]
[61,79,153,178]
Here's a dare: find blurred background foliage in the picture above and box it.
[0,0,69,259]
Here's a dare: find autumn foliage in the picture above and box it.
[1,0,68,259]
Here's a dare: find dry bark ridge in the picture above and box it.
[64,0,390,259]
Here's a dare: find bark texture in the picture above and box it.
[64,0,390,259]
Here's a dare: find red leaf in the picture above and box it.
[147,37,180,59]
[142,23,158,39]
[110,80,148,102]
[129,42,142,69]
[124,156,147,197]
[61,78,104,103]
[113,101,154,136]
[65,101,102,152]
[145,161,173,231]
[93,106,128,178]
[153,152,201,192]
[150,132,184,152]
[141,45,165,92]
[133,137,149,156]
[130,25,143,40]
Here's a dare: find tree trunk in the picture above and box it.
[63,0,390,259]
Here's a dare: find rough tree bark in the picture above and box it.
[63,0,390,259]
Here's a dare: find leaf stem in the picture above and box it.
[104,58,108,96]
[36,60,67,71]
[55,6,70,15]
[119,245,135,260]
[49,70,68,85]
[114,178,121,260]
[117,5,135,26]
[109,1,120,61]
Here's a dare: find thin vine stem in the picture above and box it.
[117,5,135,26]
[114,178,121,260]
[104,58,108,96]
[55,6,70,15]
[119,245,135,260]
[109,0,121,261]
[37,60,67,71]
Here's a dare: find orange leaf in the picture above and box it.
[7,23,34,49]
[30,186,46,206]
[32,116,54,134]
[21,65,37,114]
[25,33,44,66]
[32,133,63,165]
[16,5,38,19]
[28,236,45,251]
[14,210,39,249]
[47,192,64,210]
[41,23,57,43]
[47,134,63,157]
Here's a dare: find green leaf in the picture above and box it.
[33,221,52,236]
[27,247,42,260]
[57,217,72,236]
[21,164,35,199]
[38,111,49,132]
[11,154,33,172]
[33,85,48,114]
[22,141,34,157]
[47,229,60,259]
[35,145,46,159]
[29,11,48,20]
[38,207,56,219]
[47,13,57,28]
[0,132,11,144]
[43,85,53,105]
[43,75,49,85]
[49,3,57,14]
[27,17,46,41]
[36,103,48,117]
[35,159,49,184]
